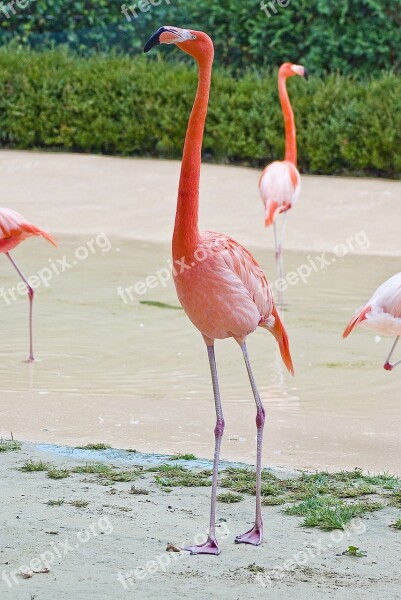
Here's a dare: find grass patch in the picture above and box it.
[390,519,401,530]
[217,492,243,503]
[169,453,197,461]
[47,468,70,480]
[75,443,111,450]
[262,497,286,506]
[284,496,383,530]
[20,460,50,472]
[72,463,115,475]
[0,439,21,452]
[152,464,211,488]
[68,500,89,508]
[46,499,65,506]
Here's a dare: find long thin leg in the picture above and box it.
[184,344,224,556]
[273,213,288,308]
[235,343,265,546]
[384,336,401,371]
[6,252,34,362]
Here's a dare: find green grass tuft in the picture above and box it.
[47,468,70,480]
[0,439,21,452]
[75,443,111,450]
[217,492,243,503]
[46,499,65,506]
[20,460,50,472]
[169,453,197,461]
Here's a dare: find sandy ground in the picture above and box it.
[1,443,401,600]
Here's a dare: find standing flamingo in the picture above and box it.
[343,273,401,371]
[259,62,307,303]
[144,26,294,555]
[0,208,57,361]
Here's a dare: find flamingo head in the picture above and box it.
[144,26,214,61]
[279,62,308,80]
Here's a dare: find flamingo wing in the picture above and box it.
[259,160,300,227]
[0,208,57,249]
[202,232,294,374]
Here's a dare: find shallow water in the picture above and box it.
[0,236,400,474]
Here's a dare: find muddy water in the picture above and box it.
[0,235,400,474]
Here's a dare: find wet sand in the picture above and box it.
[1,443,401,600]
[0,150,401,474]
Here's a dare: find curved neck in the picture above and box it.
[172,54,212,259]
[278,75,297,166]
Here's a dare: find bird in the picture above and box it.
[343,272,401,371]
[259,62,308,304]
[144,26,294,556]
[0,207,57,362]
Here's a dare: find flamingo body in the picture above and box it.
[174,231,293,370]
[0,207,56,361]
[144,26,293,555]
[343,273,401,370]
[344,273,401,338]
[0,208,56,253]
[259,160,301,227]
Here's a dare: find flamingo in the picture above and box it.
[0,208,57,361]
[343,273,401,371]
[144,26,294,555]
[259,62,308,303]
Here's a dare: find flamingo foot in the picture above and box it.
[235,524,263,546]
[384,362,393,371]
[183,537,221,556]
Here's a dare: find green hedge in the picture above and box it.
[0,0,400,77]
[0,48,400,178]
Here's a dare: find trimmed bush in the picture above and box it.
[0,0,400,77]
[0,48,400,177]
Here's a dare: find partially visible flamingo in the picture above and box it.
[145,26,294,556]
[259,62,308,302]
[343,273,401,371]
[0,208,57,361]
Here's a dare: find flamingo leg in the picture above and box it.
[235,343,265,546]
[184,344,224,555]
[384,336,401,371]
[273,212,288,308]
[6,252,34,362]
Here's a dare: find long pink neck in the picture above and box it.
[278,75,297,166]
[172,53,212,260]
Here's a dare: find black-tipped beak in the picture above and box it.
[144,27,167,53]
[303,68,309,81]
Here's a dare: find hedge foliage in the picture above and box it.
[0,0,400,77]
[0,48,400,178]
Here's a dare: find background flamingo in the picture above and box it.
[145,26,293,556]
[343,273,401,371]
[259,62,307,304]
[0,208,57,361]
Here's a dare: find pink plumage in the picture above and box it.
[259,160,301,227]
[343,273,401,371]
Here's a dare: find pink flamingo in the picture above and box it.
[145,26,294,555]
[0,208,56,361]
[343,273,401,371]
[259,62,307,303]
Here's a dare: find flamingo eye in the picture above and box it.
[191,34,197,40]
